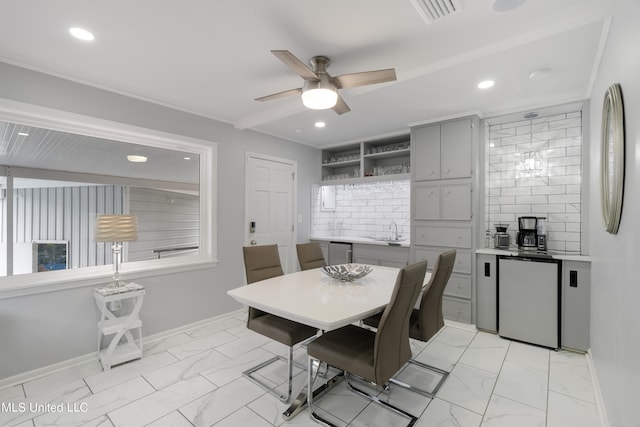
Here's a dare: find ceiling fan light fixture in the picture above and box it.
[301,79,338,110]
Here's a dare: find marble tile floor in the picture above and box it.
[0,310,602,427]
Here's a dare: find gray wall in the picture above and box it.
[0,62,320,380]
[588,2,640,426]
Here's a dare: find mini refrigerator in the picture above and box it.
[498,255,561,349]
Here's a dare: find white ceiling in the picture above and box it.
[0,0,618,148]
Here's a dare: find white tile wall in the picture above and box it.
[485,111,583,252]
[311,180,410,240]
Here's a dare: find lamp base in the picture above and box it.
[107,278,128,289]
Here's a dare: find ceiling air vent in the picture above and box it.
[410,0,462,24]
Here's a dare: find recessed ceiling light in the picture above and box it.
[477,80,495,89]
[315,121,326,128]
[183,156,191,160]
[17,132,29,136]
[69,27,95,41]
[524,112,538,119]
[127,155,147,163]
[492,0,526,13]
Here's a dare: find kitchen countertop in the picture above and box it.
[310,235,411,248]
[476,248,591,262]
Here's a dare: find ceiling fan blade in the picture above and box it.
[333,68,397,89]
[332,95,351,115]
[271,50,319,81]
[254,88,302,102]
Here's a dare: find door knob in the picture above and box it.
[250,240,257,245]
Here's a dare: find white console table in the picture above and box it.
[94,283,145,370]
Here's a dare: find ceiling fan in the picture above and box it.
[255,50,397,115]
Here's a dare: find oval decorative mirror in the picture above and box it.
[600,83,625,234]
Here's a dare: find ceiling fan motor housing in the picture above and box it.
[309,56,330,73]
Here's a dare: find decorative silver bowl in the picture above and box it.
[322,264,373,282]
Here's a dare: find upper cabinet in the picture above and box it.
[321,136,410,182]
[410,115,479,325]
[412,118,472,180]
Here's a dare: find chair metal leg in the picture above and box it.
[344,373,418,427]
[243,346,296,402]
[307,355,418,427]
[307,355,341,427]
[283,357,342,421]
[388,359,449,397]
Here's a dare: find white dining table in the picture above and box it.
[227,265,432,331]
[227,264,431,420]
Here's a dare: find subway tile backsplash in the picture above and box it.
[485,110,583,252]
[312,180,410,241]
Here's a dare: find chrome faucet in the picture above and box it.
[389,221,398,240]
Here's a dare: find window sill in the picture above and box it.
[0,257,219,300]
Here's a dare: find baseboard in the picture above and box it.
[143,308,245,349]
[586,349,610,427]
[0,309,246,390]
[444,319,478,333]
[0,352,98,391]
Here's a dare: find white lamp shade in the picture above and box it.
[95,215,138,242]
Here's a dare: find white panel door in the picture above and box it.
[245,155,296,273]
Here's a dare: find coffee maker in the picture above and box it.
[493,224,510,249]
[517,216,538,250]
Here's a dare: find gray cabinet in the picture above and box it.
[414,181,471,220]
[476,254,497,332]
[415,246,473,323]
[414,223,472,248]
[352,244,409,268]
[562,261,590,351]
[411,116,478,325]
[412,118,472,181]
[441,119,472,179]
[474,253,590,350]
[413,125,441,180]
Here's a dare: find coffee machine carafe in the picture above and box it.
[517,216,538,250]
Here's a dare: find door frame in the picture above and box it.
[244,151,298,273]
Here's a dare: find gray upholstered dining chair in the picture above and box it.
[363,249,456,396]
[296,242,326,271]
[306,260,428,427]
[242,244,318,402]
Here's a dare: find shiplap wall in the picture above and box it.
[3,185,198,273]
[13,185,124,268]
[128,187,199,261]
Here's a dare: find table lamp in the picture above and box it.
[95,214,138,287]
